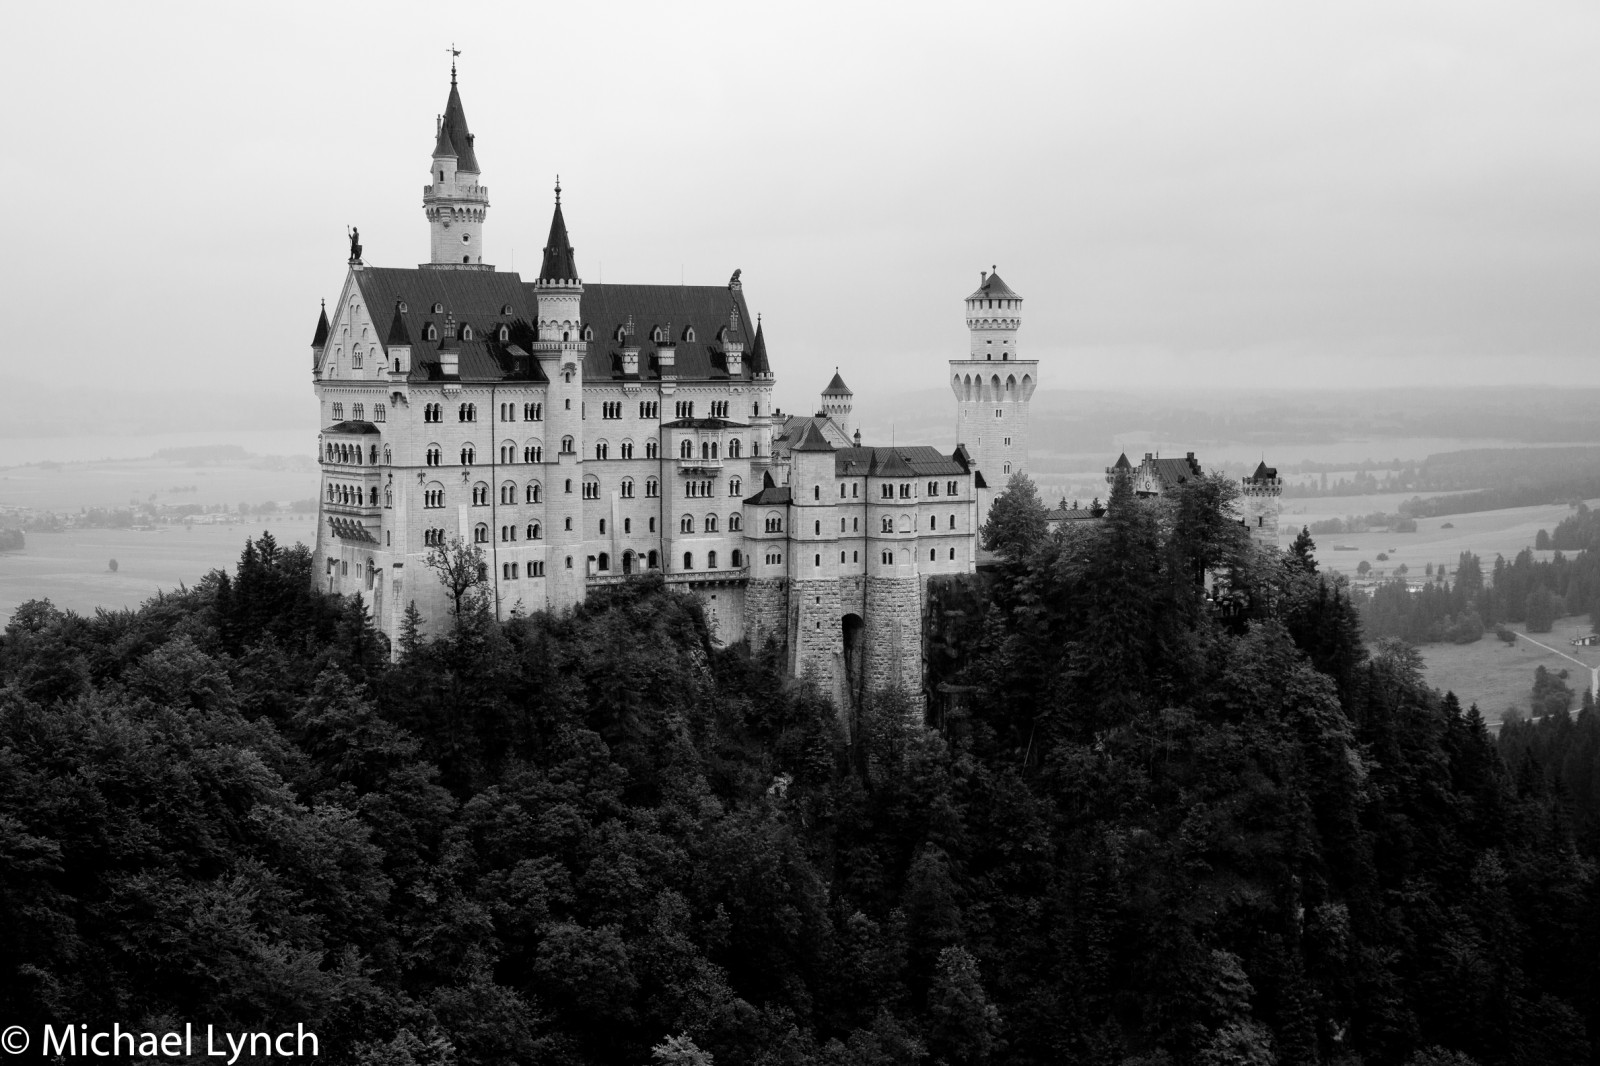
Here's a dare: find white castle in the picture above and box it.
[308,68,1045,706]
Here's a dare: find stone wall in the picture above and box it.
[790,578,844,715]
[865,575,924,711]
[744,578,789,653]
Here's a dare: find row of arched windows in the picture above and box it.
[324,442,380,465]
[952,371,1032,402]
[678,513,743,534]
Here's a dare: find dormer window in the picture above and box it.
[433,302,444,314]
[653,327,665,343]
[502,304,514,315]
[583,326,594,341]
[499,325,509,342]
[398,301,408,313]
[461,325,473,341]
[425,324,438,341]
[684,326,696,342]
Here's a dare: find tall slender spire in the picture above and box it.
[539,180,578,282]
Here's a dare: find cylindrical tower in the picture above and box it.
[422,63,491,269]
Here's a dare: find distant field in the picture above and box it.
[1418,615,1599,726]
[1291,499,1591,585]
[0,520,315,621]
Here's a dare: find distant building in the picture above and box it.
[1104,451,1283,548]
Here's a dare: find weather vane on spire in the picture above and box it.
[448,44,460,83]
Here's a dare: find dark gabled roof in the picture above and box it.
[822,372,851,396]
[973,470,988,489]
[1112,452,1132,470]
[323,420,381,435]
[744,483,793,506]
[1148,455,1204,489]
[749,318,771,375]
[952,444,973,472]
[583,284,756,382]
[661,417,751,430]
[791,421,836,453]
[833,445,967,478]
[311,301,330,349]
[1046,507,1102,523]
[353,269,759,385]
[435,74,479,172]
[1250,461,1278,480]
[967,270,1020,301]
[539,201,579,282]
[385,302,412,346]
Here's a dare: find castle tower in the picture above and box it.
[787,422,845,713]
[533,183,586,608]
[950,269,1036,521]
[1241,461,1283,549]
[821,371,854,440]
[422,61,491,269]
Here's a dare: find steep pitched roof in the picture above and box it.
[1112,452,1132,470]
[749,318,771,375]
[385,302,412,346]
[435,74,479,172]
[744,483,793,506]
[822,372,851,396]
[311,302,330,348]
[539,201,579,282]
[353,269,761,386]
[323,420,381,435]
[967,270,1020,300]
[792,421,836,453]
[1250,461,1278,480]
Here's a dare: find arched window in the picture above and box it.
[707,550,717,569]
[813,485,820,501]
[710,441,719,459]
[645,438,659,459]
[729,476,742,496]
[461,324,473,341]
[681,515,695,534]
[527,522,542,539]
[460,445,475,465]
[472,482,489,506]
[620,478,634,498]
[728,438,741,459]
[706,514,719,532]
[729,513,742,531]
[680,439,694,459]
[881,516,893,532]
[899,514,913,533]
[595,441,608,460]
[524,441,543,463]
[501,481,517,505]
[597,551,609,571]
[646,478,659,497]
[814,520,821,535]
[683,552,693,570]
[526,482,542,504]
[731,549,742,567]
[648,550,659,569]
[426,445,441,466]
[473,523,488,543]
[561,436,575,454]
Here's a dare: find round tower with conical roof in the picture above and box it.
[423,62,491,269]
[821,370,854,440]
[949,268,1037,521]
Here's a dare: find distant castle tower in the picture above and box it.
[423,61,491,269]
[1241,461,1283,548]
[950,269,1036,520]
[821,371,854,440]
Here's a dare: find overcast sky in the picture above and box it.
[3,1,1595,424]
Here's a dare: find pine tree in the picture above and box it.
[981,471,1048,561]
[1289,526,1318,573]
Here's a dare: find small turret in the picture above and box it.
[1241,461,1284,549]
[311,300,330,364]
[821,370,853,440]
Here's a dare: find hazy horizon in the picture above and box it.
[1,0,1595,430]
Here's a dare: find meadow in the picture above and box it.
[1419,614,1600,727]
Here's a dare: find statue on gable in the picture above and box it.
[348,226,363,263]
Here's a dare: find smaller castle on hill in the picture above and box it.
[1102,452,1283,547]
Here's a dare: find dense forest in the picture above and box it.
[3,472,1600,1065]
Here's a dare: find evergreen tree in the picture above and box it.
[980,472,1048,562]
[1289,526,1318,573]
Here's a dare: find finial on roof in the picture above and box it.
[554,175,561,205]
[448,44,460,84]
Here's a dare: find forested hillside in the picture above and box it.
[3,473,1598,1066]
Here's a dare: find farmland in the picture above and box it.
[1418,614,1599,727]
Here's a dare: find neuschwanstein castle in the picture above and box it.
[310,68,1278,708]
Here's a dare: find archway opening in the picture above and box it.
[843,612,867,715]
